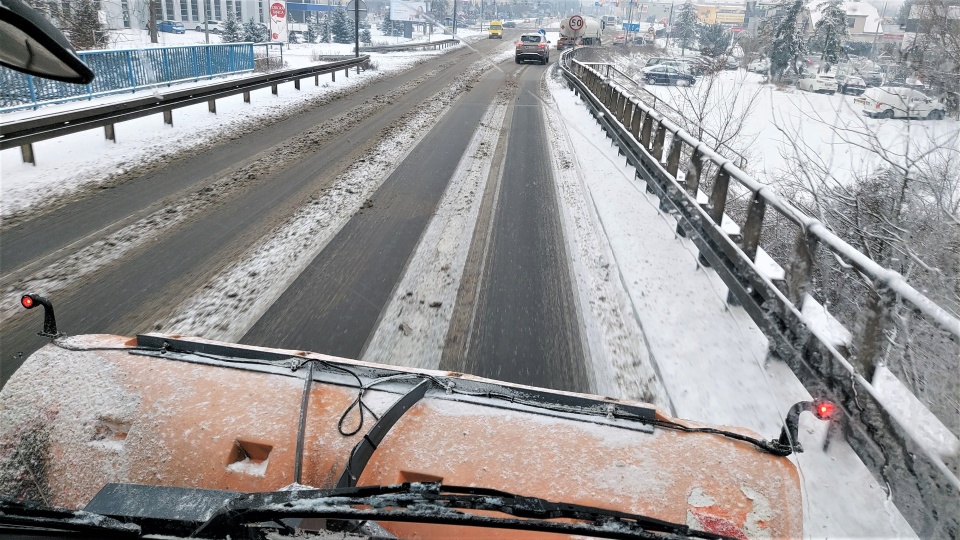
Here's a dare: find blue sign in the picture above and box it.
[594,1,601,5]
[539,28,546,35]
[622,22,639,31]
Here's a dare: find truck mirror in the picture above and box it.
[0,0,94,83]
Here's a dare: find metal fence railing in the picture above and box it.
[560,49,960,539]
[0,43,258,112]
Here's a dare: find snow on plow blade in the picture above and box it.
[0,334,802,539]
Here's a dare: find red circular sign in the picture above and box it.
[569,15,585,31]
[270,2,286,17]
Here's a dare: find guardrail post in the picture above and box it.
[163,109,173,126]
[741,193,766,261]
[652,122,666,161]
[630,107,643,139]
[851,286,894,382]
[785,230,818,306]
[315,74,319,86]
[640,114,653,149]
[208,99,217,113]
[332,71,336,82]
[666,135,682,177]
[104,124,116,142]
[707,167,730,224]
[345,68,349,78]
[622,101,634,132]
[272,84,278,95]
[295,78,300,90]
[675,148,704,239]
[20,144,35,165]
[243,91,251,103]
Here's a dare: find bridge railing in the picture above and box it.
[560,51,959,538]
[0,43,259,112]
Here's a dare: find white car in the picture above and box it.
[859,87,947,120]
[797,72,837,94]
[195,20,223,33]
[747,58,769,73]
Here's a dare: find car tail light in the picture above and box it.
[516,42,522,48]
[538,43,546,48]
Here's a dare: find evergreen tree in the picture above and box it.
[380,12,402,36]
[332,9,354,43]
[698,23,730,57]
[360,28,372,44]
[243,18,270,42]
[304,21,318,43]
[319,14,332,42]
[671,2,699,54]
[220,12,245,42]
[768,0,806,81]
[67,0,105,50]
[431,0,449,21]
[810,0,848,64]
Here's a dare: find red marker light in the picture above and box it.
[21,295,35,309]
[814,400,835,419]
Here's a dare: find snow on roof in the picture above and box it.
[806,0,884,34]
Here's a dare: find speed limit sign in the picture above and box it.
[569,15,585,32]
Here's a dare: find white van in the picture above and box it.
[859,87,947,120]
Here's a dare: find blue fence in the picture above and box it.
[0,43,255,112]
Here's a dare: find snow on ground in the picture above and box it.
[156,48,516,339]
[360,89,509,371]
[640,70,960,187]
[544,69,917,538]
[0,41,480,220]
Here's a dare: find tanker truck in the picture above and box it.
[557,14,604,49]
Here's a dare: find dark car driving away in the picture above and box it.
[641,65,696,86]
[515,33,549,64]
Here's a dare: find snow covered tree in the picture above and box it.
[304,21,318,43]
[67,0,105,50]
[810,0,848,64]
[431,0,449,21]
[332,8,354,44]
[671,2,699,54]
[243,18,269,42]
[220,12,245,42]
[360,28,372,44]
[767,0,806,81]
[380,12,403,36]
[698,23,730,58]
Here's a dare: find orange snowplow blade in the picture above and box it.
[0,334,802,539]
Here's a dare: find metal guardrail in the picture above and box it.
[559,49,959,538]
[1,57,370,164]
[576,62,750,169]
[0,43,258,112]
[362,38,460,53]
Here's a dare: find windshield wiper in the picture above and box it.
[194,482,736,540]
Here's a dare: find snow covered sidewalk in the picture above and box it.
[544,73,917,539]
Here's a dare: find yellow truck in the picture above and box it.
[488,19,503,39]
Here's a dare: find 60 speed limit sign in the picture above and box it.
[569,15,585,32]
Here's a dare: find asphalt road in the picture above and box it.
[2,35,590,397]
[442,66,589,393]
[0,38,508,385]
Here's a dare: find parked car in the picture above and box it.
[859,86,947,119]
[195,20,223,33]
[151,20,185,34]
[515,33,549,64]
[747,58,769,73]
[797,72,838,94]
[641,65,696,86]
[836,74,866,95]
[860,70,884,86]
[613,33,626,45]
[503,20,517,28]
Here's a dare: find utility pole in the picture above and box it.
[204,0,210,44]
[872,1,887,60]
[354,0,359,56]
[453,0,459,35]
[148,0,158,43]
[666,0,674,49]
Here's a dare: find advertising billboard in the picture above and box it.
[269,0,288,42]
[390,0,429,22]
